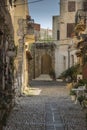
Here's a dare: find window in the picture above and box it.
[68,1,76,12]
[67,23,75,38]
[83,2,87,11]
[57,30,60,40]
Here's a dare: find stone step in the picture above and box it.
[34,74,52,81]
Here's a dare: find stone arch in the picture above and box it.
[41,53,52,74]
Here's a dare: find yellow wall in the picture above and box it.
[25,34,35,44]
[14,0,29,46]
[13,0,30,91]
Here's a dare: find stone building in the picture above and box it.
[13,0,34,95]
[53,0,84,78]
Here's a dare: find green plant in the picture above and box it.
[83,99,87,107]
[70,90,76,95]
[82,79,87,85]
[60,64,80,81]
[49,69,55,79]
[73,79,85,88]
[77,95,85,106]
[77,79,87,88]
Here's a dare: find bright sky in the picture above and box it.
[28,0,60,29]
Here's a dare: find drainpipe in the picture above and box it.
[68,46,70,69]
[33,44,35,79]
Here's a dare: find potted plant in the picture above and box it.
[70,90,76,101]
[83,99,87,108]
[49,69,56,80]
[60,64,80,82]
[77,95,85,107]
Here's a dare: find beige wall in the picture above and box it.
[53,0,84,77]
[13,0,30,93]
[14,0,29,46]
[52,16,59,44]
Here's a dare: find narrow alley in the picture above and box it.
[3,80,87,130]
[1,0,87,130]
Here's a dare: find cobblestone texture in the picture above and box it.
[3,81,87,130]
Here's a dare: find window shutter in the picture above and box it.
[68,1,76,12]
[67,23,75,38]
[83,2,87,11]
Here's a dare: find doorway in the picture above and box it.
[41,53,52,74]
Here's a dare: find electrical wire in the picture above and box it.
[0,0,44,7]
[14,0,44,7]
[0,0,85,8]
[28,0,44,4]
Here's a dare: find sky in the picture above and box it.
[28,0,60,29]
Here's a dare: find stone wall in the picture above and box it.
[0,1,15,129]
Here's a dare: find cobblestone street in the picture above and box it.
[3,81,87,130]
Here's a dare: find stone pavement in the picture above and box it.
[33,74,52,81]
[3,81,87,130]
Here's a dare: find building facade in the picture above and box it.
[53,0,84,78]
[13,0,32,95]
